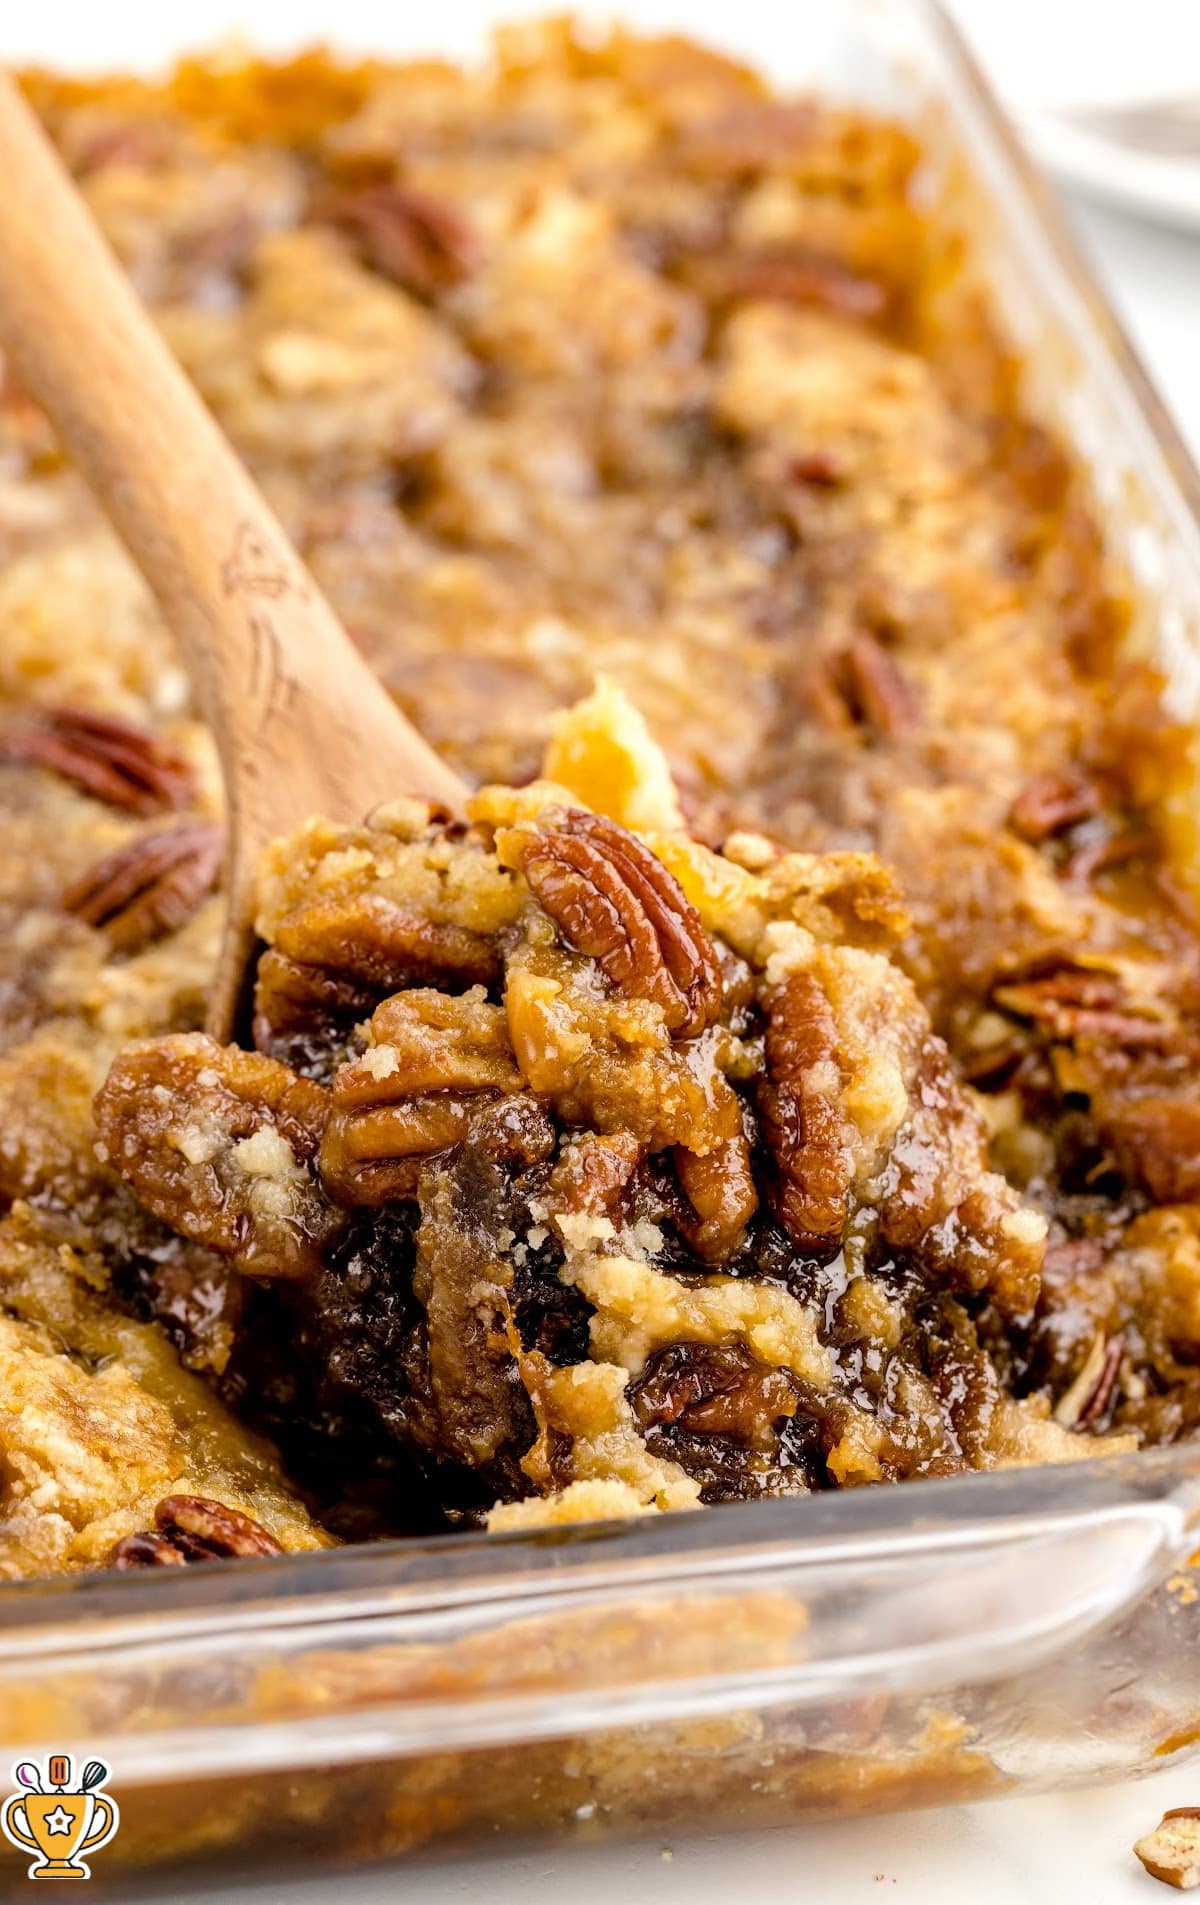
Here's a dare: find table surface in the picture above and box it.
[147,160,1200,1905]
[164,1763,1200,1904]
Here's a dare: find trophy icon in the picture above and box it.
[1,1756,119,1880]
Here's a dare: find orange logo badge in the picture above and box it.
[1,1756,119,1880]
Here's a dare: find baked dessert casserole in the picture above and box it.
[3,21,1199,1576]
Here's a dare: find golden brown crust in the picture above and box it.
[0,1205,327,1575]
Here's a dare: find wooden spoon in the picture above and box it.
[0,75,466,1038]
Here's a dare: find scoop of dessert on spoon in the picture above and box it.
[0,72,466,1040]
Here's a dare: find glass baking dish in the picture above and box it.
[8,0,1200,1892]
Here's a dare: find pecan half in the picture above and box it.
[414,1095,556,1470]
[95,1033,337,1277]
[1042,1237,1107,1281]
[254,893,500,1059]
[0,707,194,815]
[1008,769,1102,842]
[682,246,886,319]
[680,102,819,173]
[630,1343,798,1450]
[107,1532,188,1569]
[1077,1335,1123,1429]
[674,1130,759,1263]
[993,967,1175,1049]
[73,124,170,175]
[316,183,479,297]
[251,951,379,1071]
[959,1035,1029,1090]
[320,988,524,1205]
[502,809,723,1037]
[789,448,845,487]
[186,210,262,279]
[60,821,224,954]
[109,1495,282,1568]
[547,1131,643,1224]
[758,970,852,1253]
[836,632,919,737]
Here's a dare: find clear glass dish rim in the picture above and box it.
[4,1447,1199,1647]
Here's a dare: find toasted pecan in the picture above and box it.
[0,707,195,815]
[547,1130,643,1224]
[681,246,887,318]
[674,1130,759,1263]
[320,988,524,1205]
[502,808,723,1037]
[251,950,379,1069]
[109,1495,283,1567]
[316,182,479,297]
[95,1034,336,1277]
[254,892,500,1058]
[1076,1336,1123,1430]
[630,1343,798,1449]
[757,969,851,1252]
[837,632,919,737]
[1008,769,1103,842]
[993,967,1176,1050]
[1106,1097,1200,1204]
[679,102,819,173]
[60,821,224,953]
[107,1532,188,1569]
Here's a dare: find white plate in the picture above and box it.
[944,0,1200,233]
[1023,107,1200,236]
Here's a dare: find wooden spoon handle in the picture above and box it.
[0,75,465,850]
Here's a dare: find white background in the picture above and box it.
[10,2,1200,1899]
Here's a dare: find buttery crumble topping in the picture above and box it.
[93,699,1131,1528]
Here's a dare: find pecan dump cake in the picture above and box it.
[3,22,1200,1569]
